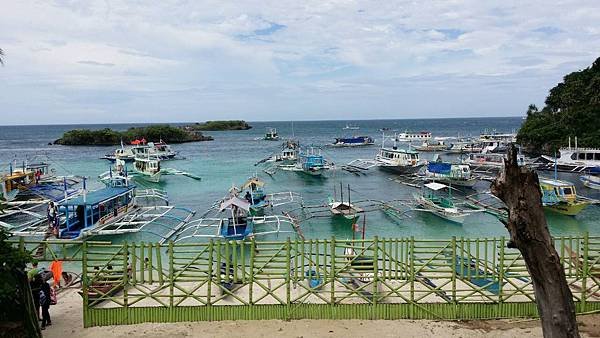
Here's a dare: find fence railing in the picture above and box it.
[14,235,600,326]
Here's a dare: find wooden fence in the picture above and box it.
[15,235,600,326]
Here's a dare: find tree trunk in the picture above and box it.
[491,145,579,338]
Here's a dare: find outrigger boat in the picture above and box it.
[103,139,178,162]
[264,128,279,141]
[425,159,477,188]
[1,161,80,202]
[580,173,600,190]
[539,178,594,216]
[166,196,300,242]
[279,147,335,177]
[447,141,484,154]
[328,183,363,225]
[346,134,424,174]
[11,177,195,241]
[413,182,470,224]
[537,137,600,173]
[256,139,300,165]
[331,136,374,147]
[239,176,269,216]
[133,153,162,183]
[413,140,449,152]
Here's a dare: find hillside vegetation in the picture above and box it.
[187,120,251,131]
[517,57,600,154]
[54,124,213,145]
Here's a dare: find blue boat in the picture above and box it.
[218,196,254,240]
[58,185,136,239]
[241,176,269,216]
[332,136,374,147]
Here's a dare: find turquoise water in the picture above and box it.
[1,118,599,242]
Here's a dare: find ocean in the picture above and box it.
[1,117,599,243]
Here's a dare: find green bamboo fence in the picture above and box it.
[15,235,600,326]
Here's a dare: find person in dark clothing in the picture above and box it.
[30,273,42,321]
[38,275,52,329]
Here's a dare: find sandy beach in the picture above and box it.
[39,288,600,338]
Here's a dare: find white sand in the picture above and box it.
[42,288,600,338]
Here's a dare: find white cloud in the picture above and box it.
[0,0,599,124]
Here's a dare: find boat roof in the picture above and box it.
[241,177,265,189]
[539,178,574,188]
[424,182,448,191]
[60,186,135,206]
[381,147,418,154]
[219,196,250,212]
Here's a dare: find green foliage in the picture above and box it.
[0,228,32,320]
[518,57,600,154]
[189,120,251,131]
[55,124,212,145]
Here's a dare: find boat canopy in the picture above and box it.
[424,182,448,191]
[61,186,135,206]
[219,196,251,212]
[539,178,574,188]
[427,162,451,174]
[242,177,265,189]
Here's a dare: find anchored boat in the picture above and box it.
[580,173,600,190]
[331,136,374,147]
[103,139,178,162]
[345,134,424,174]
[343,123,360,130]
[413,182,469,224]
[539,178,593,216]
[413,140,449,152]
[264,128,279,141]
[538,138,600,172]
[395,131,431,143]
[133,153,162,183]
[328,183,363,225]
[425,160,477,188]
[279,147,334,177]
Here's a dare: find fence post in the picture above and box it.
[409,236,415,319]
[249,238,255,318]
[373,236,379,315]
[168,241,174,309]
[582,232,589,311]
[123,242,129,313]
[498,237,505,306]
[286,238,291,319]
[451,236,456,304]
[148,242,153,284]
[156,243,163,285]
[207,240,213,309]
[330,236,336,314]
[82,241,89,327]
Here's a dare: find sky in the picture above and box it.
[1,1,600,125]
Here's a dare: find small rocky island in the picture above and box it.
[54,124,215,146]
[184,120,252,131]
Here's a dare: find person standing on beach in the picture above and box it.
[38,274,52,330]
[30,270,42,321]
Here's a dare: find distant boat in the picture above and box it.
[396,131,431,143]
[413,140,449,152]
[264,128,279,141]
[133,153,162,183]
[331,136,374,147]
[343,124,360,130]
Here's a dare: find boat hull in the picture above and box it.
[544,202,590,216]
[378,164,423,175]
[581,175,600,190]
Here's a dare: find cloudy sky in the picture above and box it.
[1,1,599,125]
